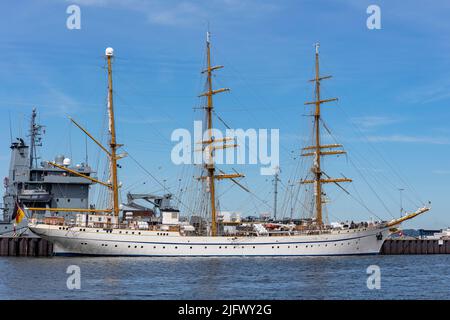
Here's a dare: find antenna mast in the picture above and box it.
[273,168,280,220]
[28,108,44,169]
[301,43,351,227]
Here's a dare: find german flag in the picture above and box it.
[12,200,26,224]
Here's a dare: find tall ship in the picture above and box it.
[28,36,429,256]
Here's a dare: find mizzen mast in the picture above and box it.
[198,32,243,236]
[301,43,351,227]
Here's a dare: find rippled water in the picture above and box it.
[0,255,449,299]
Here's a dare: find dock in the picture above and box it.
[0,237,53,257]
[380,238,450,255]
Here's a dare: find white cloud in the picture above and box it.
[351,116,401,130]
[64,0,279,26]
[366,134,450,145]
[432,170,450,175]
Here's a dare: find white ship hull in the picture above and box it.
[29,223,390,256]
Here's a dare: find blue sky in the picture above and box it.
[1,0,449,228]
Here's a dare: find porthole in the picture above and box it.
[153,246,156,249]
[134,246,137,248]
[115,245,118,248]
[253,246,256,249]
[190,246,193,249]
[175,246,178,249]
[141,246,143,249]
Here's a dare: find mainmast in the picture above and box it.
[105,47,121,218]
[301,43,351,227]
[198,32,243,236]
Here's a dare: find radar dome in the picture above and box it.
[105,47,114,56]
[63,158,71,166]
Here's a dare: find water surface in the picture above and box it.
[0,255,448,299]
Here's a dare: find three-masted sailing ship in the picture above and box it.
[28,36,429,256]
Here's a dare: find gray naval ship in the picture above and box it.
[1,108,175,239]
[0,108,94,237]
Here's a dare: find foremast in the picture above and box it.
[198,32,243,236]
[27,48,122,218]
[301,43,351,227]
[106,48,121,218]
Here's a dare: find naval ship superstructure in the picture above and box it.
[1,109,94,236]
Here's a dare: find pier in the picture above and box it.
[0,237,53,257]
[381,239,450,254]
